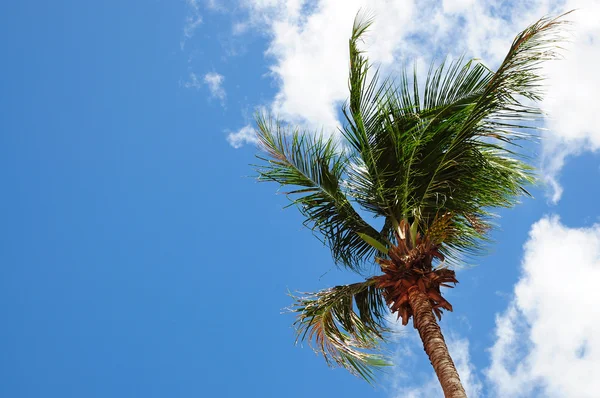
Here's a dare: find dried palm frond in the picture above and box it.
[290,280,391,382]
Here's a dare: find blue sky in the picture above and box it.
[1,1,599,397]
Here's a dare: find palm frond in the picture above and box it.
[290,279,391,382]
[254,114,385,272]
[471,12,571,117]
[342,13,397,221]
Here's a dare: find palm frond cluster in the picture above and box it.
[255,12,570,381]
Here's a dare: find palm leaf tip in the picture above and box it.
[289,281,392,382]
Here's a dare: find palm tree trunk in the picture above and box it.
[408,286,467,398]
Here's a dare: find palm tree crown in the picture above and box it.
[255,13,569,384]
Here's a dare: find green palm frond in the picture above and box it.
[290,279,391,382]
[470,12,571,117]
[254,114,386,272]
[342,14,396,220]
[422,56,494,110]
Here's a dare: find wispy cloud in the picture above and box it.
[184,72,226,105]
[206,0,224,11]
[486,215,600,397]
[203,72,226,102]
[183,72,203,90]
[227,125,258,148]
[182,0,203,48]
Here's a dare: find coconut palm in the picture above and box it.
[254,13,568,398]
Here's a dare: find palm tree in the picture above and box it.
[254,13,569,398]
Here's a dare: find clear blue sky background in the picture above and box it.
[1,1,599,397]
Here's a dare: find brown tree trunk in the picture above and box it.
[408,286,467,398]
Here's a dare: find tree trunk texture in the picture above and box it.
[408,286,467,398]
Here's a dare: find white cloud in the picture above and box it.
[227,125,258,148]
[540,0,600,203]
[387,326,482,398]
[486,216,600,397]
[203,72,226,102]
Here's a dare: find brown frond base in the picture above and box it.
[372,223,458,326]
